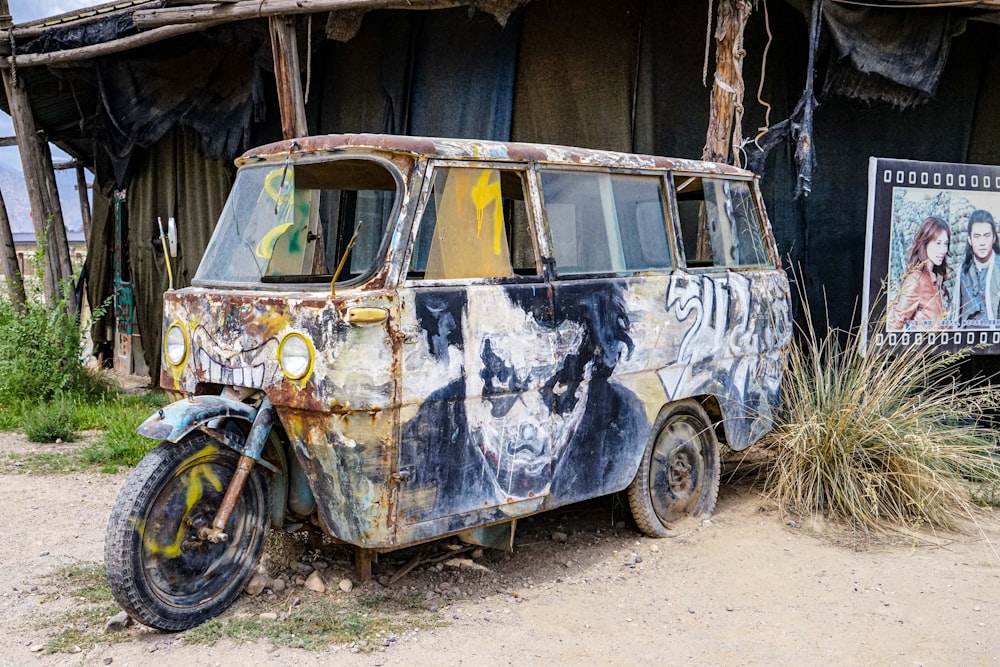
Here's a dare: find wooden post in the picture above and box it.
[702,0,752,165]
[0,0,77,313]
[40,139,75,300]
[269,15,308,140]
[75,164,92,249]
[698,0,752,261]
[0,184,26,312]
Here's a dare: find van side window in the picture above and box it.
[410,167,536,280]
[673,175,772,269]
[540,171,672,276]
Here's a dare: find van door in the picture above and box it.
[537,169,672,504]
[666,173,788,449]
[396,164,555,532]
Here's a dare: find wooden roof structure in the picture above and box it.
[2,0,999,368]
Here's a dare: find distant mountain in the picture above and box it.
[0,162,85,236]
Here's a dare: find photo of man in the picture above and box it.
[863,157,1000,354]
[957,209,1000,327]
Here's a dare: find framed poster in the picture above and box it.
[863,157,1000,354]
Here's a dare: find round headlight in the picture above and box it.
[278,332,314,381]
[164,322,189,367]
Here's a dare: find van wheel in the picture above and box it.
[627,400,720,537]
[104,433,269,631]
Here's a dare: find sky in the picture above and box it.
[9,0,97,23]
[0,0,99,139]
[1,1,100,232]
[1,1,103,136]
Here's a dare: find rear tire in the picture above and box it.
[104,433,269,631]
[627,400,720,537]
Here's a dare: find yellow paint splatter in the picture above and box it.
[137,446,225,558]
[255,222,294,259]
[470,170,504,255]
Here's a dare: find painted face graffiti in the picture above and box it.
[463,293,590,498]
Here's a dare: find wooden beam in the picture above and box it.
[53,159,84,170]
[0,0,76,312]
[270,15,308,140]
[134,0,465,30]
[8,1,158,41]
[0,19,228,68]
[698,0,752,262]
[702,0,752,166]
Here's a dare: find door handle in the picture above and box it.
[346,307,388,325]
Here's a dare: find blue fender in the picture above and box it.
[137,396,258,443]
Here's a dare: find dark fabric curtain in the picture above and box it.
[311,10,417,134]
[85,176,115,355]
[822,4,958,109]
[794,21,988,330]
[510,0,641,151]
[95,28,266,185]
[967,45,1000,166]
[632,1,713,158]
[406,7,522,140]
[740,3,811,281]
[128,127,233,380]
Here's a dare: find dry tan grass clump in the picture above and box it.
[760,299,1000,535]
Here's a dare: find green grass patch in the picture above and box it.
[1,392,168,474]
[1,449,86,475]
[185,595,442,651]
[77,393,169,470]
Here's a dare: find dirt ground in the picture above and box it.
[2,431,1000,667]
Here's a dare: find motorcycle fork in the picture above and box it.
[200,397,276,543]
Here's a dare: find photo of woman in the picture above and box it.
[886,216,952,331]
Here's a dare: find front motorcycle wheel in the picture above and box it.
[104,433,269,631]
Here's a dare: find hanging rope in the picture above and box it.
[753,0,773,151]
[304,13,313,106]
[703,0,714,86]
[7,25,17,88]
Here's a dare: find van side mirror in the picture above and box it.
[167,217,178,258]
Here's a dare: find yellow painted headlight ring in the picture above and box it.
[278,332,315,381]
[164,321,190,368]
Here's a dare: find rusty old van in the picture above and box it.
[105,134,791,630]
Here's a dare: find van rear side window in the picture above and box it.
[540,171,672,276]
[674,175,772,269]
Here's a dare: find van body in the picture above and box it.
[108,134,791,630]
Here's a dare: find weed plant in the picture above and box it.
[0,287,112,404]
[23,397,77,443]
[759,294,1000,534]
[185,596,440,651]
[79,393,170,470]
[0,282,158,464]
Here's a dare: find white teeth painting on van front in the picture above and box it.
[195,348,272,388]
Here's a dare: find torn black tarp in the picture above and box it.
[94,27,267,186]
[822,3,962,109]
[17,13,136,55]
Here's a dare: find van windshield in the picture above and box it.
[194,158,399,285]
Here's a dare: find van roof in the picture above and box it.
[238,133,754,176]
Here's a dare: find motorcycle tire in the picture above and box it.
[104,432,269,631]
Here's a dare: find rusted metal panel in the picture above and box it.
[278,406,397,546]
[137,395,257,441]
[161,290,397,413]
[239,133,750,176]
